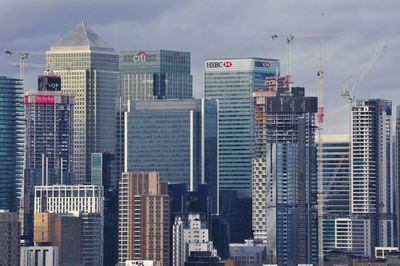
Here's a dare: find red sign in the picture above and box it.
[35,95,55,104]
[223,61,232,68]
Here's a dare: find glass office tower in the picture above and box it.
[205,58,279,192]
[316,135,351,253]
[0,76,24,212]
[119,50,192,103]
[125,99,218,213]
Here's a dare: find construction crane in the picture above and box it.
[340,43,386,101]
[271,31,339,91]
[317,13,325,266]
[4,50,45,81]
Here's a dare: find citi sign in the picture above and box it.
[206,61,233,68]
[132,51,146,62]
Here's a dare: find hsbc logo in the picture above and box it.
[206,61,233,68]
[132,51,146,62]
[255,61,271,68]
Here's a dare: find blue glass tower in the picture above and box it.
[205,58,279,192]
[0,76,24,211]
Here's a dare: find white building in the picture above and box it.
[21,246,59,266]
[172,213,217,266]
[350,99,395,256]
[34,185,103,266]
[125,260,154,266]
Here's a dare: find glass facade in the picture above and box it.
[125,99,218,212]
[205,58,279,192]
[0,76,24,212]
[119,50,192,104]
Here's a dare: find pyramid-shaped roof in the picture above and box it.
[51,22,114,51]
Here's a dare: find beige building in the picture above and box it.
[118,172,170,266]
[34,212,82,265]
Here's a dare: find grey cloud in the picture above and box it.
[0,0,399,134]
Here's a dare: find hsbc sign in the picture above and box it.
[255,61,271,68]
[206,61,233,69]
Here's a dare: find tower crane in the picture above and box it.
[340,43,386,101]
[4,50,45,81]
[271,31,339,91]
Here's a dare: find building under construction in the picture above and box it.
[252,84,318,265]
[23,77,74,243]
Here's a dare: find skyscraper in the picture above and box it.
[350,99,394,256]
[45,22,119,183]
[35,185,104,266]
[316,135,351,253]
[119,50,192,103]
[205,58,279,192]
[252,87,318,265]
[23,80,74,243]
[0,76,24,212]
[124,99,218,212]
[118,172,170,266]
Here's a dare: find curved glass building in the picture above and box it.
[0,76,24,211]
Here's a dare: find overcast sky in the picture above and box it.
[1,0,399,134]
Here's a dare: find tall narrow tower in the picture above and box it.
[45,22,119,183]
[350,99,394,256]
[252,86,318,265]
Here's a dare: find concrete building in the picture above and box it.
[172,213,218,266]
[118,172,170,266]
[350,99,395,257]
[0,211,20,266]
[229,241,267,266]
[204,58,279,192]
[0,76,24,212]
[124,99,218,212]
[45,22,119,183]
[252,87,318,265]
[23,88,74,242]
[35,185,104,266]
[20,246,59,266]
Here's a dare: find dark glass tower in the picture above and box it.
[0,76,24,212]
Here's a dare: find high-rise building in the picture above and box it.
[395,104,400,247]
[184,251,224,266]
[172,213,217,266]
[316,135,351,253]
[35,185,104,266]
[350,99,395,257]
[119,50,192,103]
[45,22,119,183]
[252,87,318,265]
[0,211,20,266]
[23,87,74,243]
[124,99,218,212]
[118,172,170,266]
[205,58,279,192]
[0,76,24,211]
